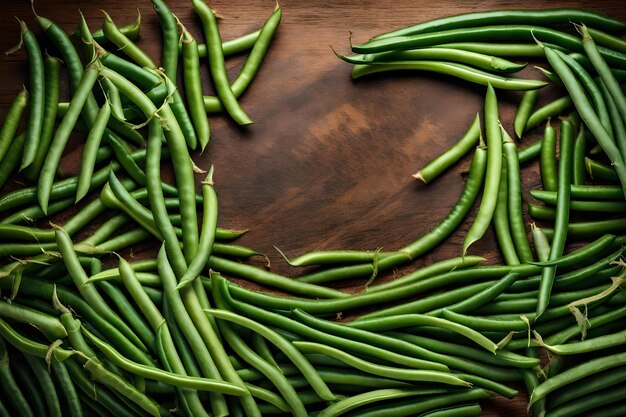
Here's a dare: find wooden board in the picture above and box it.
[1,1,625,415]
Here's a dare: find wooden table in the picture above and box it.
[1,1,625,415]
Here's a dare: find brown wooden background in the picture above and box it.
[1,0,626,415]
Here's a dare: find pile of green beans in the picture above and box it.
[1,3,626,417]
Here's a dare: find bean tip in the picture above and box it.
[412,172,426,183]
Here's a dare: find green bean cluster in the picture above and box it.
[0,3,626,417]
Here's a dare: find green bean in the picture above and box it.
[283,249,403,268]
[545,384,623,417]
[0,301,66,340]
[346,48,526,73]
[414,113,480,183]
[38,66,99,212]
[355,25,626,68]
[540,119,558,191]
[234,264,539,316]
[388,332,522,375]
[24,53,60,178]
[556,49,614,139]
[206,304,336,402]
[55,227,150,358]
[531,234,616,268]
[202,5,281,113]
[357,389,490,417]
[463,84,501,256]
[91,10,141,43]
[446,42,547,57]
[402,139,488,260]
[65,359,138,417]
[367,256,484,293]
[369,9,626,40]
[192,0,252,125]
[583,25,626,136]
[420,404,482,417]
[157,306,215,417]
[158,246,234,415]
[0,158,120,214]
[537,118,574,318]
[82,215,132,248]
[598,82,626,164]
[290,309,448,371]
[548,365,626,410]
[319,389,448,417]
[181,28,210,151]
[452,372,517,398]
[0,132,25,190]
[102,11,154,68]
[493,160,519,265]
[531,223,551,262]
[514,90,539,138]
[525,96,574,132]
[542,326,626,355]
[517,138,542,164]
[101,174,161,237]
[530,351,626,406]
[250,332,279,369]
[546,45,626,197]
[24,354,62,417]
[50,360,83,417]
[0,88,27,163]
[572,125,588,185]
[99,50,161,92]
[77,102,111,202]
[15,20,44,169]
[546,304,626,346]
[528,203,556,221]
[82,326,246,395]
[0,318,74,362]
[543,218,626,240]
[97,281,156,350]
[211,306,306,417]
[81,356,160,417]
[348,314,498,354]
[441,309,528,332]
[502,132,533,262]
[208,255,347,298]
[436,272,520,316]
[0,338,34,417]
[176,168,218,290]
[194,30,261,58]
[149,0,198,150]
[352,61,547,90]
[293,341,469,387]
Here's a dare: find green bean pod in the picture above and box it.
[181,29,211,151]
[493,161,520,265]
[414,113,481,183]
[540,119,558,191]
[514,90,539,138]
[23,55,62,181]
[38,67,99,212]
[192,0,253,125]
[77,101,111,202]
[352,61,547,90]
[463,83,502,256]
[0,88,27,163]
[203,5,282,113]
[369,9,626,40]
[16,20,44,169]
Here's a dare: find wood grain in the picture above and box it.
[1,1,625,415]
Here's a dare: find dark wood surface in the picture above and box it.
[1,1,626,415]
